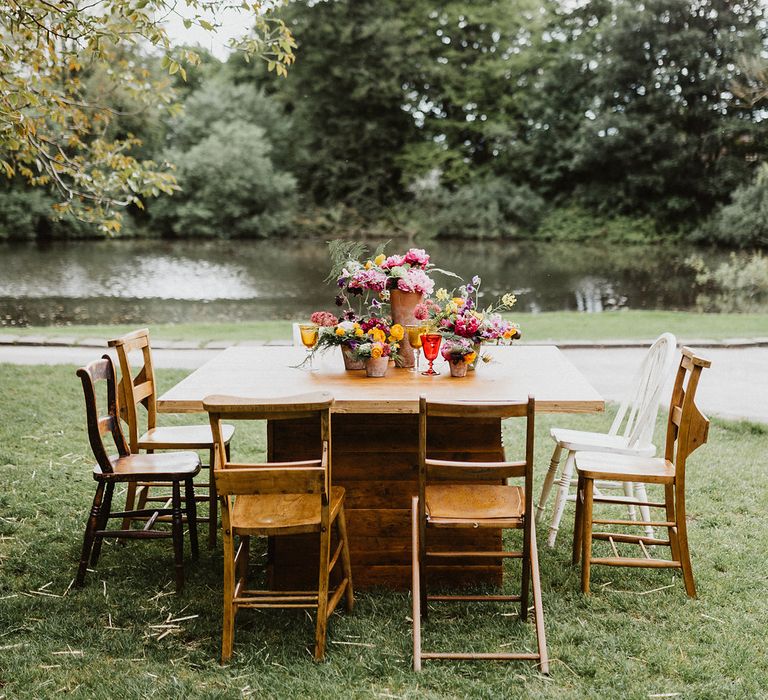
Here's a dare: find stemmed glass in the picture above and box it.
[298,323,320,371]
[420,333,442,376]
[406,324,428,373]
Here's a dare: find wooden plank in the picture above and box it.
[157,345,605,415]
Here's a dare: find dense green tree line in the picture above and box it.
[1,0,767,246]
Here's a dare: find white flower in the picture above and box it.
[338,320,355,332]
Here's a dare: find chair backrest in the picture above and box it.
[610,332,677,447]
[107,328,158,451]
[204,392,334,521]
[664,347,711,483]
[76,355,130,474]
[418,396,536,515]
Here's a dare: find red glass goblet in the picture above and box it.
[420,333,442,376]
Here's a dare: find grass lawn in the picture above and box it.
[1,364,767,698]
[6,310,768,346]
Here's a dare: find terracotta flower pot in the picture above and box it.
[341,345,365,370]
[389,289,423,368]
[365,355,389,378]
[449,360,469,377]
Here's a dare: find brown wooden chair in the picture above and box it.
[411,395,548,674]
[572,347,711,597]
[75,355,200,592]
[108,328,234,548]
[205,392,354,663]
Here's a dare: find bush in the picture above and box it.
[693,164,768,248]
[149,121,297,238]
[688,252,768,312]
[535,206,659,243]
[410,178,545,239]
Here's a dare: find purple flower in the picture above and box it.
[472,275,481,286]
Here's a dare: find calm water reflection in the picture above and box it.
[0,238,730,326]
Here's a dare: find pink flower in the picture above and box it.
[310,311,339,327]
[380,254,406,270]
[404,248,430,268]
[413,303,430,321]
[454,313,481,338]
[348,268,388,292]
[396,268,434,295]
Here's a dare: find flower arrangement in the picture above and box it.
[429,276,521,346]
[441,336,478,366]
[349,319,404,362]
[338,248,435,297]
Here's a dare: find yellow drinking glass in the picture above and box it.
[406,324,428,372]
[298,324,319,370]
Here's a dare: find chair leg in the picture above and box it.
[185,477,199,561]
[76,482,105,586]
[665,484,681,562]
[674,493,697,598]
[411,497,422,672]
[121,481,137,531]
[572,474,585,565]
[547,450,576,547]
[580,478,595,595]
[634,482,655,540]
[336,504,355,613]
[520,515,531,622]
[90,482,114,566]
[221,525,236,663]
[314,523,332,661]
[536,443,563,524]
[529,520,549,676]
[622,481,638,521]
[171,481,185,592]
[206,446,217,549]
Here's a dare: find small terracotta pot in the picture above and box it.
[449,360,469,377]
[341,345,365,370]
[365,356,389,378]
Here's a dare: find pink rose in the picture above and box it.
[404,248,430,268]
[380,254,406,270]
[310,311,339,327]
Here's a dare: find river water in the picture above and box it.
[0,238,733,326]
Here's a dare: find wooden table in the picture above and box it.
[159,345,604,589]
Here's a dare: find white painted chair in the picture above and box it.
[536,332,677,547]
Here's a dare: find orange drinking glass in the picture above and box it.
[406,324,427,372]
[298,324,319,371]
[420,333,442,376]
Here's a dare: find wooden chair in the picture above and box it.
[108,328,234,548]
[204,392,354,662]
[411,396,548,674]
[537,332,677,547]
[75,355,200,592]
[572,347,711,597]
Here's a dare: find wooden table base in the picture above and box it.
[268,414,505,590]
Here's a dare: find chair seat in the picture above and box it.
[231,487,345,536]
[97,451,201,481]
[575,452,675,484]
[426,484,524,526]
[138,423,235,450]
[550,428,655,456]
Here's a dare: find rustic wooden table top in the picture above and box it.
[157,345,605,415]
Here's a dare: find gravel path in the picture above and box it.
[1,343,766,423]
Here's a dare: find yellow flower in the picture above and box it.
[335,327,346,336]
[435,288,449,302]
[355,328,364,337]
[368,327,386,343]
[464,352,477,365]
[374,253,386,266]
[353,322,361,329]
[452,297,464,306]
[389,323,404,341]
[371,344,383,359]
[364,260,373,270]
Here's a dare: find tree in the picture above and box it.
[0,0,295,231]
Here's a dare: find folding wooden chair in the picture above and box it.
[108,328,234,547]
[411,395,548,673]
[573,347,711,597]
[76,355,200,592]
[205,392,354,662]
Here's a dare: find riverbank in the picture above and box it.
[4,310,768,346]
